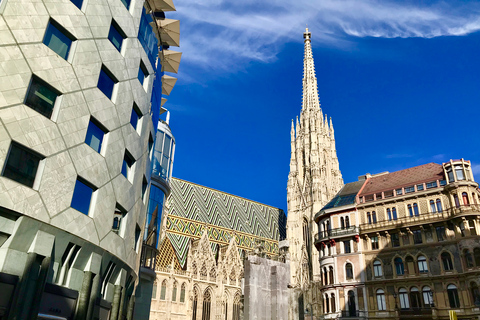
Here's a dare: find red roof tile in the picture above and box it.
[359,163,444,196]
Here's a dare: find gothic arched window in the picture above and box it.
[447,284,460,308]
[430,200,436,213]
[192,287,199,320]
[345,216,350,228]
[180,283,186,303]
[160,280,167,300]
[233,292,241,320]
[474,248,480,266]
[376,289,386,310]
[202,289,212,320]
[463,192,470,205]
[436,199,443,212]
[394,257,404,275]
[441,252,454,271]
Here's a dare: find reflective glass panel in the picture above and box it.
[120,0,130,9]
[85,121,104,153]
[3,143,42,188]
[130,107,141,130]
[43,21,73,60]
[71,179,93,215]
[108,21,124,51]
[70,0,83,9]
[25,76,59,118]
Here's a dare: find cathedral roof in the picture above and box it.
[322,180,365,210]
[358,163,444,195]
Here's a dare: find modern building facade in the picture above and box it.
[0,0,179,317]
[149,177,287,319]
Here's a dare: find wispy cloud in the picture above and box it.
[170,0,480,73]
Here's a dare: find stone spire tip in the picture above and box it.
[303,27,311,41]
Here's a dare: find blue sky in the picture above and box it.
[163,0,480,211]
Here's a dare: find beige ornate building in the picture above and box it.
[286,28,343,289]
[312,159,480,320]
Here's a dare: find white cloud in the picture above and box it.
[169,0,480,74]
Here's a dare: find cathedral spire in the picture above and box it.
[302,28,321,113]
[287,29,344,286]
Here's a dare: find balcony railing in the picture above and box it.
[360,204,480,232]
[315,226,359,242]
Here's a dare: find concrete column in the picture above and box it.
[126,295,135,320]
[110,285,122,320]
[28,256,51,320]
[117,287,126,320]
[74,271,93,320]
[86,273,100,320]
[9,252,37,320]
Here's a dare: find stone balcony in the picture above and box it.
[360,204,480,233]
[315,226,359,243]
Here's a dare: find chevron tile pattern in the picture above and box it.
[163,178,287,268]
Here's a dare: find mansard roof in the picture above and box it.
[321,180,365,211]
[358,163,444,196]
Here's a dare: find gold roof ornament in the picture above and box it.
[161,50,182,73]
[161,75,177,96]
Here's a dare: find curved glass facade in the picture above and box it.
[145,184,165,249]
[152,122,175,182]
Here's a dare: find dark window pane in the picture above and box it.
[85,121,104,153]
[70,0,83,9]
[138,62,147,85]
[71,179,93,215]
[2,143,42,188]
[25,76,59,118]
[43,21,73,60]
[97,67,116,99]
[108,21,124,51]
[130,106,140,129]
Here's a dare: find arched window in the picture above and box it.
[172,282,177,302]
[373,260,383,277]
[367,212,372,224]
[376,289,386,310]
[405,256,415,275]
[413,203,419,216]
[395,257,405,275]
[329,266,334,284]
[441,252,454,271]
[470,282,480,307]
[323,267,328,285]
[392,208,397,220]
[454,194,460,208]
[340,217,345,229]
[233,292,241,320]
[192,287,199,320]
[331,293,336,312]
[422,286,432,307]
[387,208,392,220]
[345,263,353,280]
[463,192,470,205]
[345,216,350,228]
[347,290,356,316]
[223,292,228,320]
[152,282,157,299]
[447,284,460,308]
[417,255,428,273]
[436,199,443,213]
[180,283,186,303]
[474,248,480,267]
[399,288,409,309]
[160,280,167,300]
[202,289,212,320]
[408,204,413,217]
[325,294,330,313]
[410,287,422,309]
[464,249,474,268]
[372,211,377,223]
[430,200,436,213]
